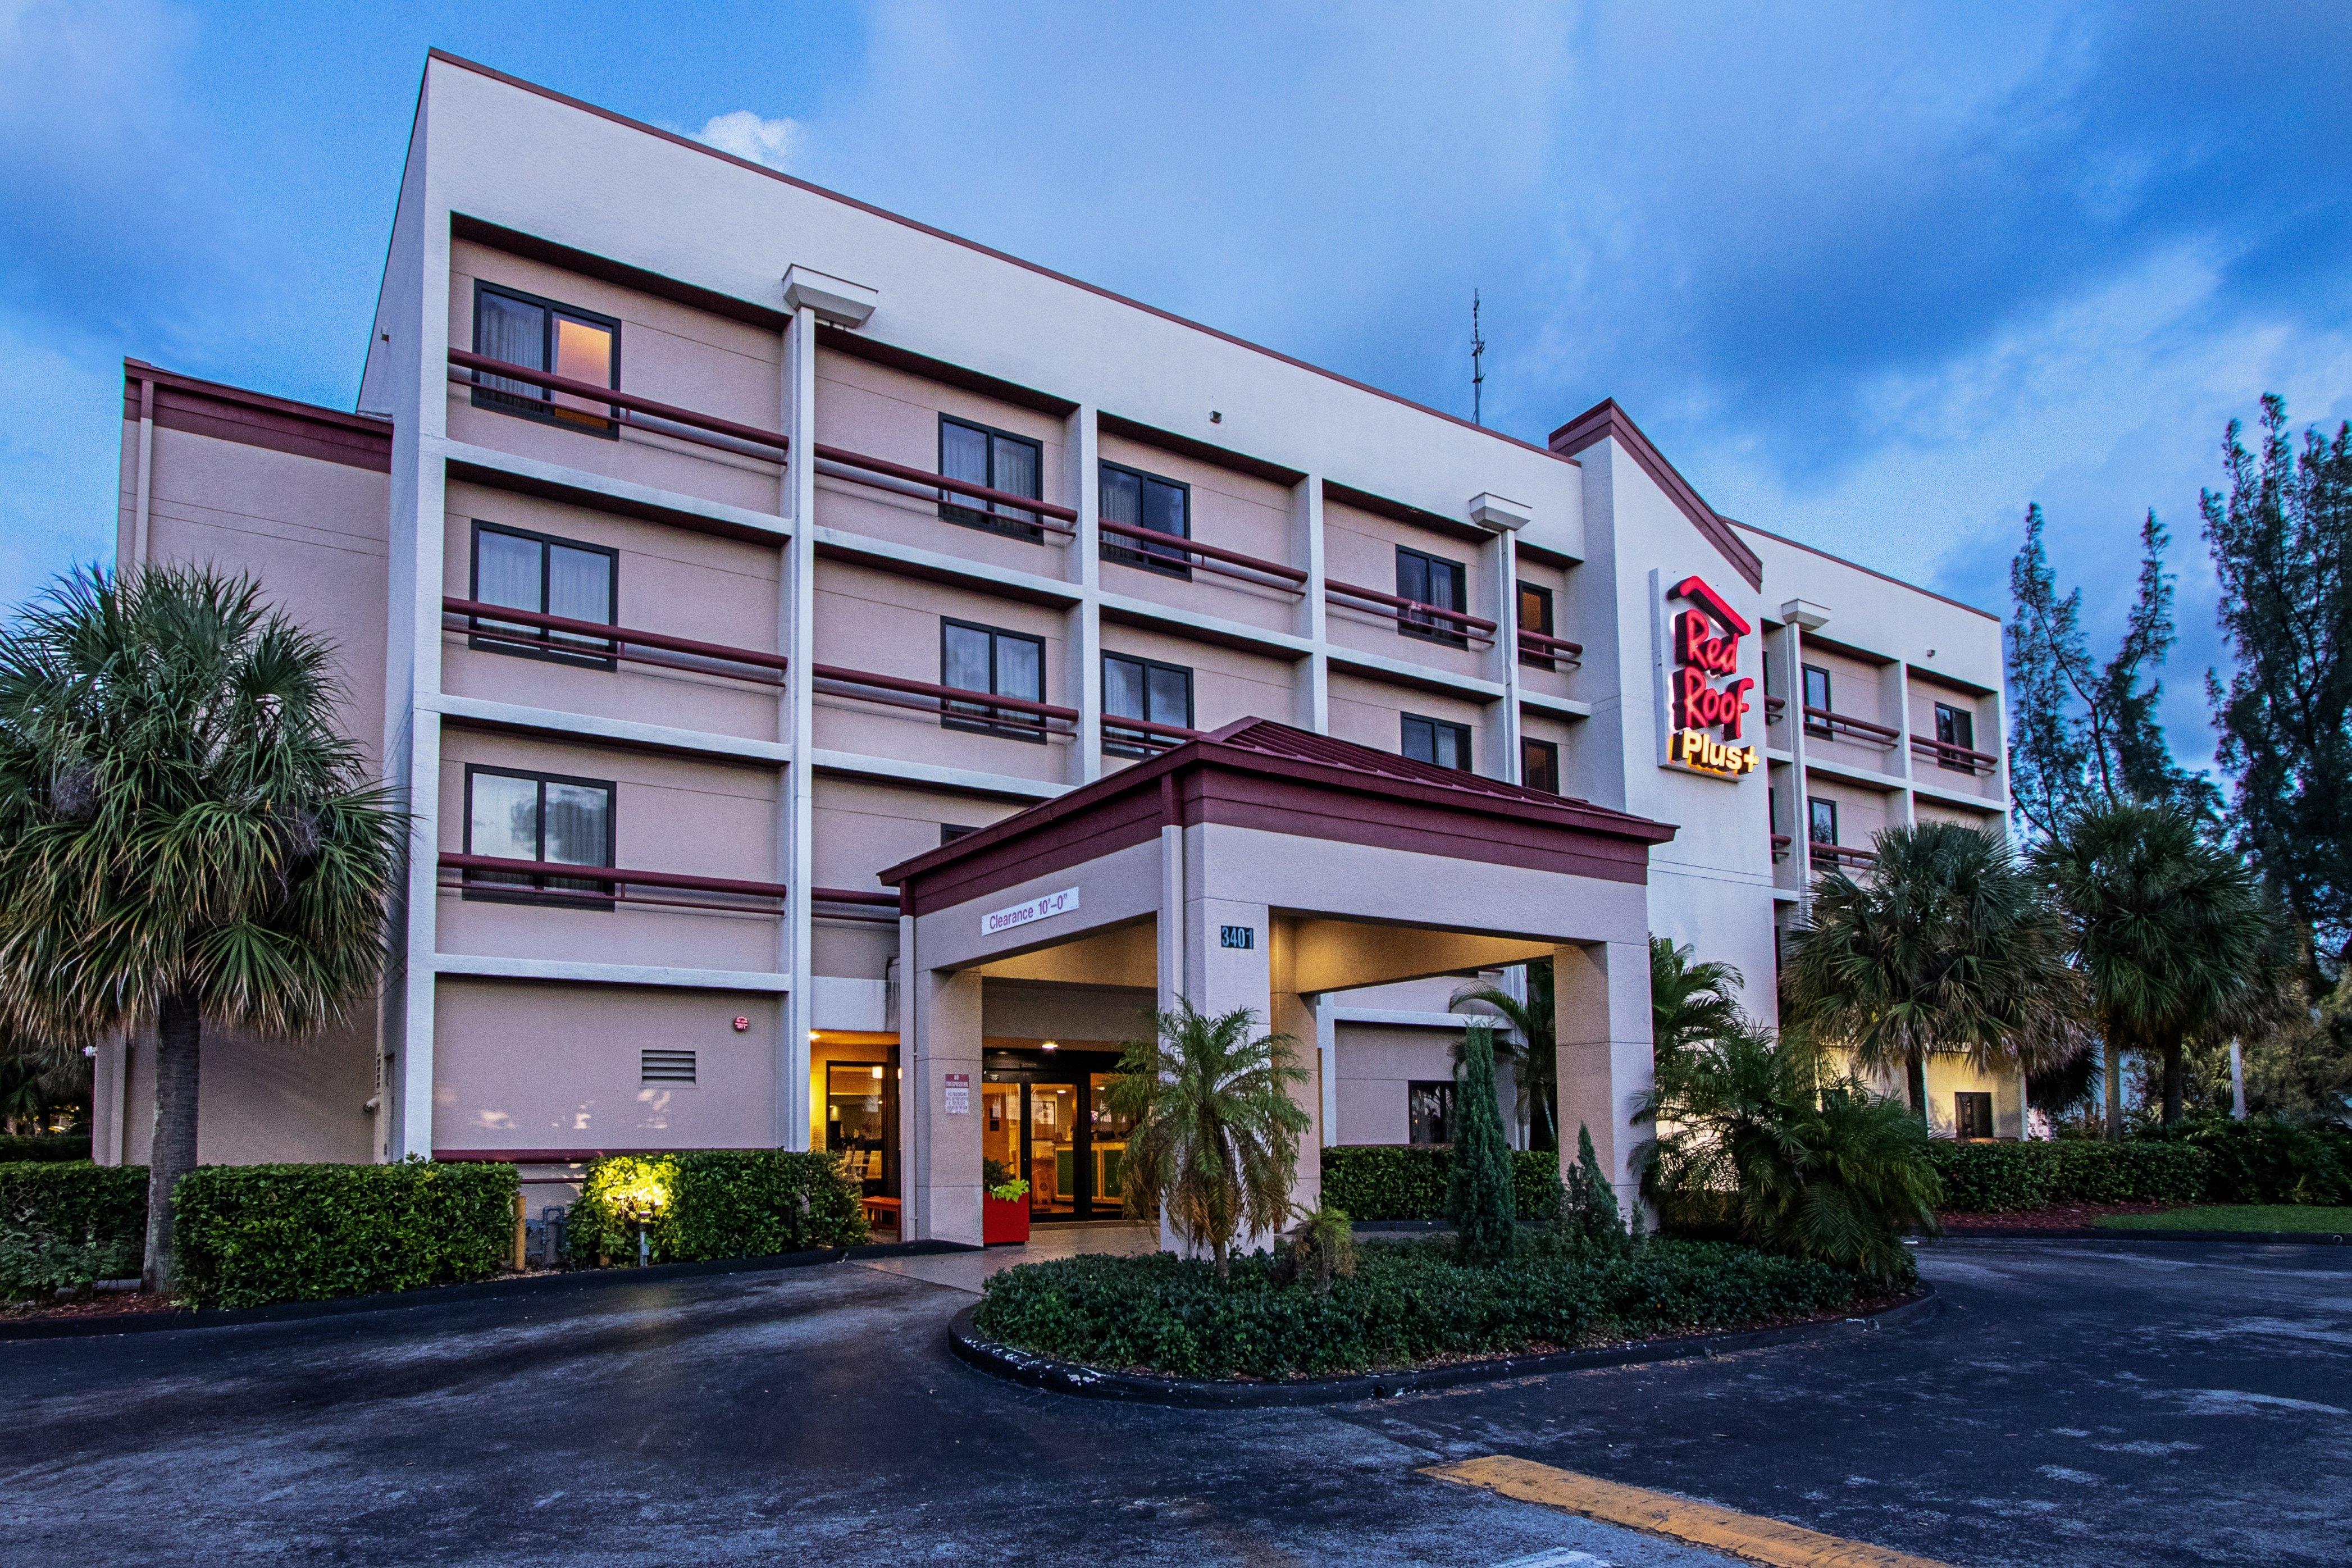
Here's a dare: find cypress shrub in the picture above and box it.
[0,1161,147,1300]
[1446,1026,1516,1264]
[568,1150,868,1266]
[174,1160,518,1310]
[1556,1124,1626,1248]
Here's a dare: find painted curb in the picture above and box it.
[0,1237,977,1343]
[1931,1229,2348,1246]
[947,1285,1940,1408]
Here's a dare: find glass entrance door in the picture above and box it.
[981,1050,1125,1222]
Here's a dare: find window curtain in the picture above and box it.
[545,543,613,653]
[475,293,545,407]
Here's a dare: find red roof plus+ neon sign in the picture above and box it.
[1665,575,1758,780]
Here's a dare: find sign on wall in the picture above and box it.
[1660,574,1758,781]
[981,886,1080,937]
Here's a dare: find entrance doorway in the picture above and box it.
[979,1048,1136,1223]
[823,1052,900,1200]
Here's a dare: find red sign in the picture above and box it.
[1665,575,1758,779]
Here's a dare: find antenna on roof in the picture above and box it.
[1471,290,1487,427]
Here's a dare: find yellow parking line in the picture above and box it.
[1423,1455,1951,1568]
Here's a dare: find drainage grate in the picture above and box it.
[640,1049,697,1084]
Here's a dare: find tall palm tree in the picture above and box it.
[1106,999,1310,1282]
[1783,821,2086,1124]
[1649,937,1748,1066]
[2034,802,2288,1131]
[1450,959,1556,1149]
[0,567,403,1293]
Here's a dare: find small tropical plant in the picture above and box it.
[0,567,404,1294]
[1451,959,1557,1148]
[1277,1201,1358,1293]
[1638,1022,1940,1284]
[1107,999,1310,1282]
[1446,1022,1517,1265]
[982,1159,1030,1202]
[1651,937,1747,1062]
[1782,821,2087,1122]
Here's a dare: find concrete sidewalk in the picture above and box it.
[857,1220,1158,1293]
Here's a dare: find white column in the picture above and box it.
[778,304,819,1151]
[1553,940,1654,1218]
[1292,476,1329,731]
[1492,530,1522,780]
[1067,403,1102,781]
[908,959,984,1246]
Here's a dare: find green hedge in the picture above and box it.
[174,1160,518,1310]
[0,1132,94,1163]
[1925,1139,2209,1212]
[2155,1118,2352,1206]
[973,1236,1887,1379]
[0,1162,147,1300]
[1319,1146,1564,1221]
[567,1150,868,1266]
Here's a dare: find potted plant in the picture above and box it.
[982,1158,1031,1246]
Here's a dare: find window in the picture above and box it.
[471,282,618,434]
[1402,713,1473,771]
[1407,1081,1456,1146]
[1521,736,1561,795]
[1802,664,1833,736]
[940,619,1047,741]
[641,1050,697,1086]
[940,823,978,846]
[1954,1091,1994,1140]
[1517,581,1557,668]
[1396,546,1469,646]
[468,522,618,667]
[939,416,1044,540]
[1099,463,1191,578]
[1102,653,1193,755]
[463,766,616,906]
[1808,796,1839,846]
[1934,702,1977,769]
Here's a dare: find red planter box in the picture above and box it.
[982,1193,1031,1246]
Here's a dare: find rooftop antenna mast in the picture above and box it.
[1471,290,1487,427]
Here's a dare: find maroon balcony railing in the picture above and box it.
[812,664,1079,733]
[1771,832,1793,860]
[813,446,1079,536]
[437,853,788,913]
[1764,695,1788,719]
[1102,713,1205,751]
[1097,520,1307,591]
[1808,841,1879,869]
[1517,628,1584,665]
[1910,734,2000,776]
[443,597,787,683]
[1802,706,1900,747]
[449,350,790,461]
[1325,580,1498,646]
[811,886,901,925]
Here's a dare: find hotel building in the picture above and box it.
[92,52,2018,1238]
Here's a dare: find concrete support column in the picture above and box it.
[778,304,819,1151]
[908,962,984,1246]
[1172,879,1287,1254]
[1292,476,1328,732]
[1066,403,1102,783]
[1553,939,1654,1218]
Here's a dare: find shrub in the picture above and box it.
[0,1132,94,1163]
[2155,1116,2352,1206]
[1320,1146,1563,1221]
[0,1162,147,1300]
[174,1160,518,1310]
[568,1150,867,1266]
[973,1234,1890,1380]
[1556,1124,1626,1250]
[1926,1139,2210,1211]
[1447,1025,1516,1264]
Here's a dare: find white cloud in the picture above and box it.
[691,110,801,171]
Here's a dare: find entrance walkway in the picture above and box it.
[856,1222,1158,1294]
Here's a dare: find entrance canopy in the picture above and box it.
[878,719,1677,1245]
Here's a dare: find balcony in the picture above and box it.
[1808,840,1879,870]
[1911,734,1999,777]
[1802,706,1900,749]
[1516,628,1584,668]
[1098,522,1306,594]
[812,664,1081,741]
[1103,712,1206,755]
[1325,580,1498,648]
[436,854,898,924]
[1771,832,1793,861]
[443,598,787,686]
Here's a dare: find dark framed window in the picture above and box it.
[1808,796,1839,846]
[1934,702,1976,769]
[1954,1091,1994,1140]
[1407,1081,1456,1146]
[467,522,618,668]
[1521,736,1561,795]
[1102,653,1193,756]
[470,282,619,435]
[462,765,616,908]
[1396,546,1469,647]
[1402,713,1472,771]
[1099,463,1191,578]
[1517,581,1557,668]
[940,823,978,846]
[940,618,1047,741]
[1802,664,1833,736]
[938,416,1045,541]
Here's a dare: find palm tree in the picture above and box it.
[1106,999,1311,1282]
[1783,821,2086,1125]
[2034,802,2287,1131]
[1649,936,1747,1066]
[1450,959,1557,1149]
[0,567,403,1294]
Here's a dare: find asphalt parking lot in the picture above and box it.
[0,1237,2344,1566]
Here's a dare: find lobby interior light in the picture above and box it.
[870,1065,884,1079]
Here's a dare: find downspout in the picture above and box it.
[132,376,156,571]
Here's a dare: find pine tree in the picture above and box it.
[1554,1123,1625,1251]
[1446,1023,1516,1266]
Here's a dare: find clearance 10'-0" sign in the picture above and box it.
[1662,573,1758,780]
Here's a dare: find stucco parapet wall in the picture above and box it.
[124,359,393,473]
[882,718,1675,919]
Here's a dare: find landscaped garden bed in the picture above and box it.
[969,1234,1909,1382]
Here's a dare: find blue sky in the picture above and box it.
[3,1,2347,772]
